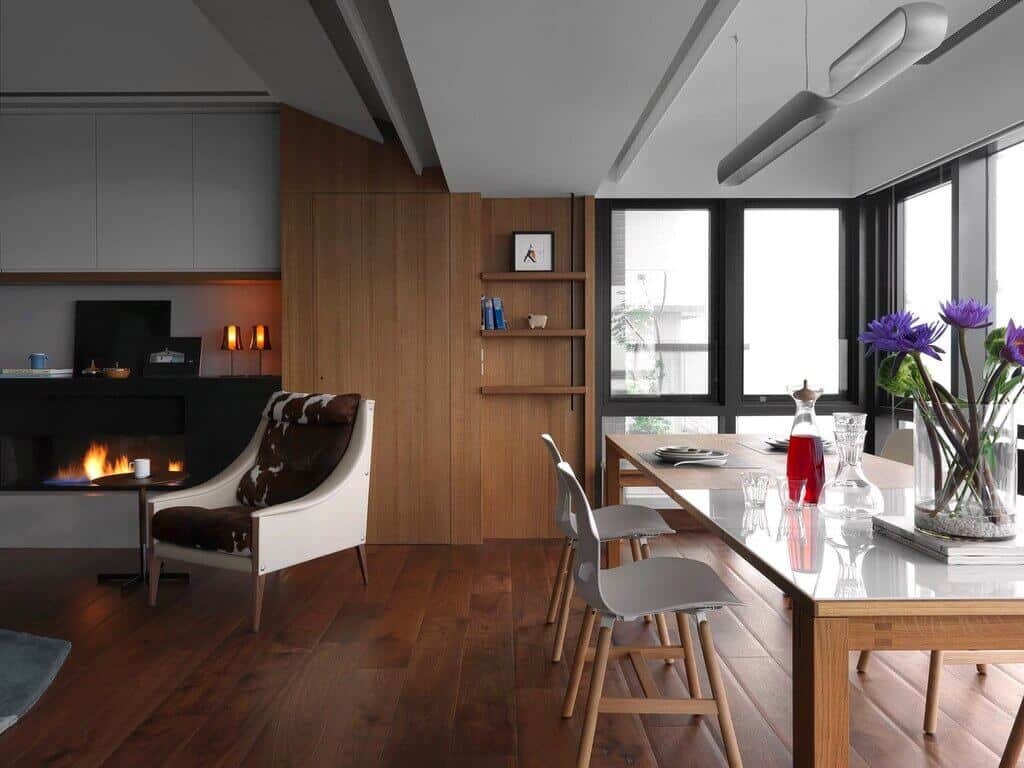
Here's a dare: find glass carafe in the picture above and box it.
[820,412,883,519]
[786,380,826,504]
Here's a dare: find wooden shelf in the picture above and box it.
[481,329,586,338]
[480,385,587,395]
[480,272,587,282]
[0,271,281,285]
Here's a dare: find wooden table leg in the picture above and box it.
[792,603,850,768]
[604,437,624,568]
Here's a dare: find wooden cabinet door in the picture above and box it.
[0,114,97,271]
[313,194,451,544]
[194,112,280,271]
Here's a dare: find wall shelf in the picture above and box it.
[0,271,281,285]
[481,329,586,338]
[481,385,587,395]
[480,271,587,282]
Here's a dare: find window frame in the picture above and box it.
[597,198,861,445]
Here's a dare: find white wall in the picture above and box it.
[0,0,264,93]
[847,4,1024,194]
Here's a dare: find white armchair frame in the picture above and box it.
[147,399,375,630]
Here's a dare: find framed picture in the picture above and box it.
[512,231,554,272]
[142,337,202,378]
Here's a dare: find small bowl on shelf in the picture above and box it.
[103,364,131,379]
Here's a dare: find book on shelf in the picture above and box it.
[481,296,495,330]
[492,297,507,330]
[0,368,73,378]
[873,513,1024,565]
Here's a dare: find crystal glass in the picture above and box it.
[776,474,807,508]
[820,413,883,519]
[914,401,1017,540]
[740,471,771,508]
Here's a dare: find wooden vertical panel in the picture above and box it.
[313,193,451,544]
[450,194,483,544]
[583,196,597,502]
[792,606,850,768]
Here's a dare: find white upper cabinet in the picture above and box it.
[0,109,279,273]
[0,114,98,271]
[194,112,280,271]
[96,114,195,270]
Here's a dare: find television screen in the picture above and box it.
[73,300,171,376]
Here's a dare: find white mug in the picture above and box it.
[131,458,151,479]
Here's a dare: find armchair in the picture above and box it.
[147,392,374,630]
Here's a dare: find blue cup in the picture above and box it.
[28,353,48,370]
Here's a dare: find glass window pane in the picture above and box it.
[743,209,842,395]
[902,183,953,390]
[610,209,710,396]
[735,414,836,441]
[994,142,1024,327]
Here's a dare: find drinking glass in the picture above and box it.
[741,471,771,509]
[776,475,807,508]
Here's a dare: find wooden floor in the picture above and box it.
[2,534,1023,767]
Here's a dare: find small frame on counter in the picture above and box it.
[512,231,554,272]
[142,337,202,377]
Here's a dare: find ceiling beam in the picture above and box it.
[608,0,740,183]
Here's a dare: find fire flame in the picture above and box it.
[168,460,184,472]
[55,442,131,481]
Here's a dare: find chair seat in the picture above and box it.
[152,505,254,555]
[593,504,675,541]
[598,556,741,621]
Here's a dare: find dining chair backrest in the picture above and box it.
[556,461,611,616]
[881,428,914,465]
[541,434,576,538]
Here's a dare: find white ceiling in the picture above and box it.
[0,0,265,93]
[599,0,1003,198]
[388,0,708,196]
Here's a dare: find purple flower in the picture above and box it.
[1001,320,1024,366]
[940,298,992,329]
[859,311,945,362]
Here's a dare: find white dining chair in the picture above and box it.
[555,461,744,768]
[540,434,676,663]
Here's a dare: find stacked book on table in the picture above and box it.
[873,513,1024,565]
[0,368,73,379]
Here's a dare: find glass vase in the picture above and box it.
[913,401,1017,541]
[820,413,884,519]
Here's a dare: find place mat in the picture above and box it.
[738,440,779,455]
[639,451,762,470]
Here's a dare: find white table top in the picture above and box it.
[680,487,1024,606]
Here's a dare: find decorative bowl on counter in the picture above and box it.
[103,364,131,379]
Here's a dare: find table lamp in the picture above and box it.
[221,324,243,376]
[249,324,271,375]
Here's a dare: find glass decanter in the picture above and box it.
[820,412,884,519]
[786,380,826,504]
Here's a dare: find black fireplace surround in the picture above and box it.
[0,376,280,491]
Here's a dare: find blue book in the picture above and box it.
[483,296,495,330]
[493,297,507,330]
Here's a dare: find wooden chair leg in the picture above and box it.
[640,540,674,664]
[629,538,652,624]
[552,548,576,662]
[977,663,989,675]
[697,614,742,768]
[924,650,944,734]
[547,538,572,625]
[147,554,162,607]
[857,650,873,673]
[676,611,703,700]
[355,543,369,585]
[1000,697,1024,768]
[563,608,597,718]
[252,571,266,632]
[577,622,613,768]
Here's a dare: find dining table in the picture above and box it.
[605,433,1024,768]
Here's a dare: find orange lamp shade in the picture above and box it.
[249,324,271,351]
[221,324,243,351]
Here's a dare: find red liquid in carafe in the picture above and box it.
[786,435,825,504]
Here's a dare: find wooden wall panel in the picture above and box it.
[281,106,446,392]
[450,194,483,544]
[313,194,452,543]
[480,197,585,539]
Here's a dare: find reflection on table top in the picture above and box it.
[682,488,1024,605]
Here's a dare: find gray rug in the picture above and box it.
[0,629,71,735]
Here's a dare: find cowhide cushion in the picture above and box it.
[151,505,254,554]
[236,391,361,508]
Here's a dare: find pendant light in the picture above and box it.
[717,2,948,186]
